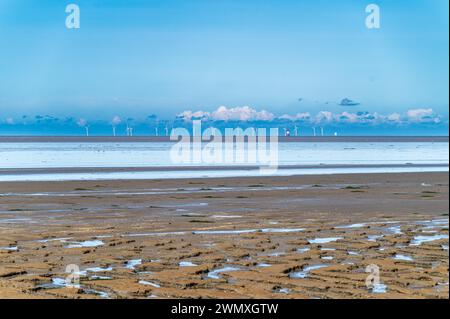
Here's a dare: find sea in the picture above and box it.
[0,142,448,181]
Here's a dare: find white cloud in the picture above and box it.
[175,107,446,126]
[315,111,334,123]
[386,113,402,123]
[211,106,275,121]
[178,106,275,122]
[279,112,311,121]
[406,108,440,123]
[177,110,210,121]
[338,111,359,123]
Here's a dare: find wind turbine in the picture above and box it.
[320,127,324,136]
[312,127,316,137]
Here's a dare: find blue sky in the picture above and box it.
[0,0,448,127]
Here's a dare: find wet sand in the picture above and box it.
[0,172,448,299]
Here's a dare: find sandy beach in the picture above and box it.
[0,171,448,299]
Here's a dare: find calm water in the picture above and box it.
[0,142,448,181]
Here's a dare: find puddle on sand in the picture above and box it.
[308,237,343,244]
[38,278,72,289]
[179,261,197,267]
[77,266,113,276]
[321,256,334,260]
[84,289,109,299]
[371,283,387,294]
[90,275,112,280]
[256,263,271,268]
[206,266,241,279]
[260,228,304,233]
[384,225,402,235]
[275,288,290,294]
[36,237,72,243]
[393,254,414,261]
[0,246,18,251]
[410,234,449,246]
[335,223,366,229]
[125,259,142,270]
[297,247,310,253]
[289,264,329,279]
[264,251,285,257]
[139,280,161,288]
[65,240,104,249]
[367,234,384,242]
[347,251,360,256]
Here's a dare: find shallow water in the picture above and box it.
[1,142,447,169]
[410,234,449,246]
[308,237,343,244]
[290,264,329,279]
[179,261,197,267]
[1,166,447,182]
[0,246,18,251]
[393,254,414,261]
[206,266,241,279]
[125,259,142,269]
[65,240,104,249]
[372,283,388,294]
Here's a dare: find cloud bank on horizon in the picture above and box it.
[176,106,445,126]
[2,105,447,127]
